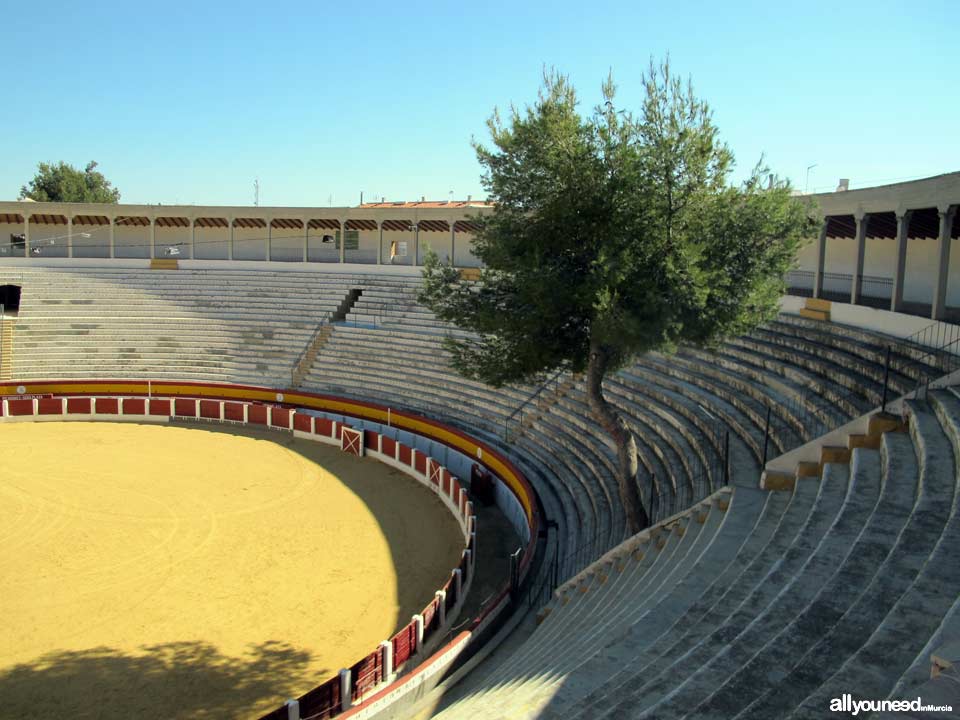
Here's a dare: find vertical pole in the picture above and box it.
[67,216,74,258]
[109,217,115,259]
[266,219,272,261]
[851,212,867,305]
[339,220,346,264]
[23,215,30,257]
[891,210,911,312]
[377,221,383,265]
[932,206,956,320]
[228,218,234,261]
[450,220,456,265]
[189,218,196,260]
[881,345,891,413]
[149,218,155,259]
[812,220,828,299]
[761,405,771,468]
[302,218,308,262]
[413,222,419,266]
[723,431,730,486]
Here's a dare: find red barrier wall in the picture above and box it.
[364,430,379,452]
[270,407,290,428]
[296,676,342,720]
[316,417,333,437]
[174,398,196,417]
[293,412,312,433]
[351,647,385,702]
[248,404,267,425]
[95,397,119,414]
[391,624,417,668]
[442,472,451,496]
[8,399,33,416]
[381,436,396,457]
[149,398,171,416]
[415,452,427,475]
[199,400,221,419]
[67,397,92,414]
[398,444,412,466]
[123,397,146,415]
[223,402,244,422]
[37,398,63,415]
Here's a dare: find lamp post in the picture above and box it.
[805,164,818,194]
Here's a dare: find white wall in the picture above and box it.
[72,224,110,258]
[114,225,150,259]
[232,226,266,261]
[269,227,306,262]
[193,226,228,260]
[418,232,453,265]
[453,231,480,268]
[344,229,379,265]
[382,229,415,266]
[306,227,340,263]
[155,225,191,258]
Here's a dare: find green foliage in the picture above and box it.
[19,161,121,203]
[420,60,814,388]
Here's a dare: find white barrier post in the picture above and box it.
[412,614,424,650]
[453,568,462,601]
[436,590,446,626]
[339,668,352,711]
[285,699,300,720]
[32,398,39,414]
[380,640,394,681]
[463,548,472,581]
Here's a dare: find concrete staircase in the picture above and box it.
[0,316,13,380]
[291,324,334,388]
[425,389,960,719]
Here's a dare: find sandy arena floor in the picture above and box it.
[0,421,464,719]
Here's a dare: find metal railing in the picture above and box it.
[503,367,568,441]
[290,312,333,385]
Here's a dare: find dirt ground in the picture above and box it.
[0,421,464,719]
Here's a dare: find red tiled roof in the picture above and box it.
[358,200,492,209]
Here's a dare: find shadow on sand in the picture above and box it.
[0,640,320,720]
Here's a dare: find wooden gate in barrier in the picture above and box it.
[341,426,364,456]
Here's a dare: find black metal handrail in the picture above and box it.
[503,366,568,441]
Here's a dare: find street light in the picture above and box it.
[805,164,818,194]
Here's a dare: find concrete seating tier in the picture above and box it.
[429,390,960,719]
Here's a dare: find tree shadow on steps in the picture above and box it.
[0,640,320,720]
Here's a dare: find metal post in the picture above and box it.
[761,405,771,468]
[723,431,730,486]
[881,346,892,413]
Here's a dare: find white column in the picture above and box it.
[436,590,446,625]
[228,218,234,261]
[413,222,419,267]
[380,640,394,680]
[450,220,456,265]
[189,219,196,260]
[339,668,352,711]
[302,218,309,262]
[266,219,272,261]
[23,215,30,257]
[850,212,867,304]
[376,221,383,265]
[284,699,300,720]
[149,218,155,259]
[108,217,115,259]
[891,210,911,312]
[812,220,827,298]
[67,216,73,258]
[932,206,957,320]
[339,220,347,263]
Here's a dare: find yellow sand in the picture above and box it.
[0,421,463,719]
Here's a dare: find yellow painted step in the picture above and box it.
[150,258,179,270]
[799,307,830,322]
[806,297,832,313]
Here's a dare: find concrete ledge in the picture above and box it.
[759,471,796,491]
[150,259,179,270]
[806,297,832,313]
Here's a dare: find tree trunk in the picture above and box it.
[586,340,650,535]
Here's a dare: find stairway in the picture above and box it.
[290,288,364,389]
[0,317,13,380]
[291,325,334,388]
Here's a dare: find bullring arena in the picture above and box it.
[0,172,959,720]
[1,420,463,719]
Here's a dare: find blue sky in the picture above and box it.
[2,1,954,207]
